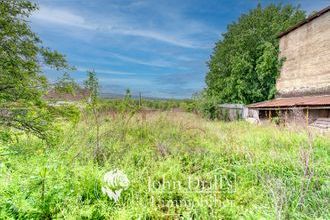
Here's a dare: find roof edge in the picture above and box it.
[247,95,330,109]
[277,6,330,38]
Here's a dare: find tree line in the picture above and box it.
[200,4,306,118]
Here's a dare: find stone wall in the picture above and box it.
[277,11,330,97]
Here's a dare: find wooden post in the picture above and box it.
[285,110,288,124]
[269,110,272,121]
[306,108,309,126]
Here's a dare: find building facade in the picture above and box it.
[277,7,330,97]
[248,6,330,128]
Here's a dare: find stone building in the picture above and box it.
[248,6,330,128]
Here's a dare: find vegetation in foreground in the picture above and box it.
[1,1,329,219]
[1,110,329,219]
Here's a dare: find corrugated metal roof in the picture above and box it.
[248,95,330,109]
[278,6,330,38]
[219,104,244,109]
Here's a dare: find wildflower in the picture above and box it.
[101,169,129,202]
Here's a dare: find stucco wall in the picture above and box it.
[277,11,330,97]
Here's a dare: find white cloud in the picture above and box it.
[76,67,137,75]
[31,5,212,49]
[99,77,153,86]
[107,52,172,68]
[109,28,204,48]
[33,6,91,29]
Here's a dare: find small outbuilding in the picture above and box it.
[218,104,247,121]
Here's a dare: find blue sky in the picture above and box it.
[30,0,329,99]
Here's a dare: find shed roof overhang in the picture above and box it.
[247,95,330,110]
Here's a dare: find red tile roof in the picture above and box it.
[44,88,90,101]
[248,95,330,109]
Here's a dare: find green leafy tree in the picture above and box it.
[84,70,99,104]
[205,4,305,105]
[119,88,135,112]
[0,0,71,140]
[125,88,132,100]
[84,70,101,160]
[54,72,80,95]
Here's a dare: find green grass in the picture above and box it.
[0,111,329,219]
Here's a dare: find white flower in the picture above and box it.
[101,169,129,202]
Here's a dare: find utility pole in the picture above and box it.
[139,92,142,107]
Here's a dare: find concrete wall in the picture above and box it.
[277,11,330,97]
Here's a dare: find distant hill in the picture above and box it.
[100,93,190,101]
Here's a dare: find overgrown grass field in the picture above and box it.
[1,111,329,219]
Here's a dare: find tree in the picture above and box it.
[84,70,100,160]
[205,4,305,105]
[125,89,132,100]
[84,70,99,104]
[0,0,71,140]
[54,72,80,95]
